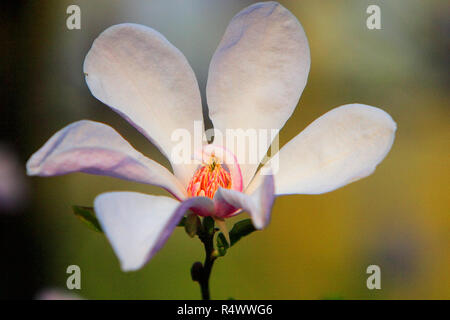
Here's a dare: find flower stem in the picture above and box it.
[191,218,218,300]
[198,230,217,300]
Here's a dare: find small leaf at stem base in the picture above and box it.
[216,233,229,256]
[228,219,257,246]
[72,205,103,233]
[215,219,257,256]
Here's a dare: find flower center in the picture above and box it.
[187,156,232,198]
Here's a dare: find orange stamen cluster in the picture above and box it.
[187,157,232,198]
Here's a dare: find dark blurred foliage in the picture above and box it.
[0,1,45,299]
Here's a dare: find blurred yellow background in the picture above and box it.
[1,0,448,299]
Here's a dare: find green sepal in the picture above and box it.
[184,213,201,238]
[72,205,103,233]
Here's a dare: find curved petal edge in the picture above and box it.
[214,173,275,229]
[84,23,204,186]
[26,120,186,199]
[249,104,397,195]
[94,192,182,271]
[207,2,311,187]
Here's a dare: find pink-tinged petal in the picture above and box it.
[207,2,310,187]
[26,120,186,200]
[176,195,215,217]
[214,173,275,229]
[94,192,215,271]
[248,104,397,195]
[84,23,204,186]
[94,192,181,271]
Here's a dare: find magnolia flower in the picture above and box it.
[26,2,396,271]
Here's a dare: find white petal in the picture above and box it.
[84,23,204,186]
[207,2,310,187]
[94,192,181,271]
[248,104,396,195]
[214,173,275,229]
[26,120,186,200]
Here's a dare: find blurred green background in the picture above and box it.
[1,0,448,299]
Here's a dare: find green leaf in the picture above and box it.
[215,219,257,255]
[216,233,229,256]
[228,219,257,246]
[72,205,103,233]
